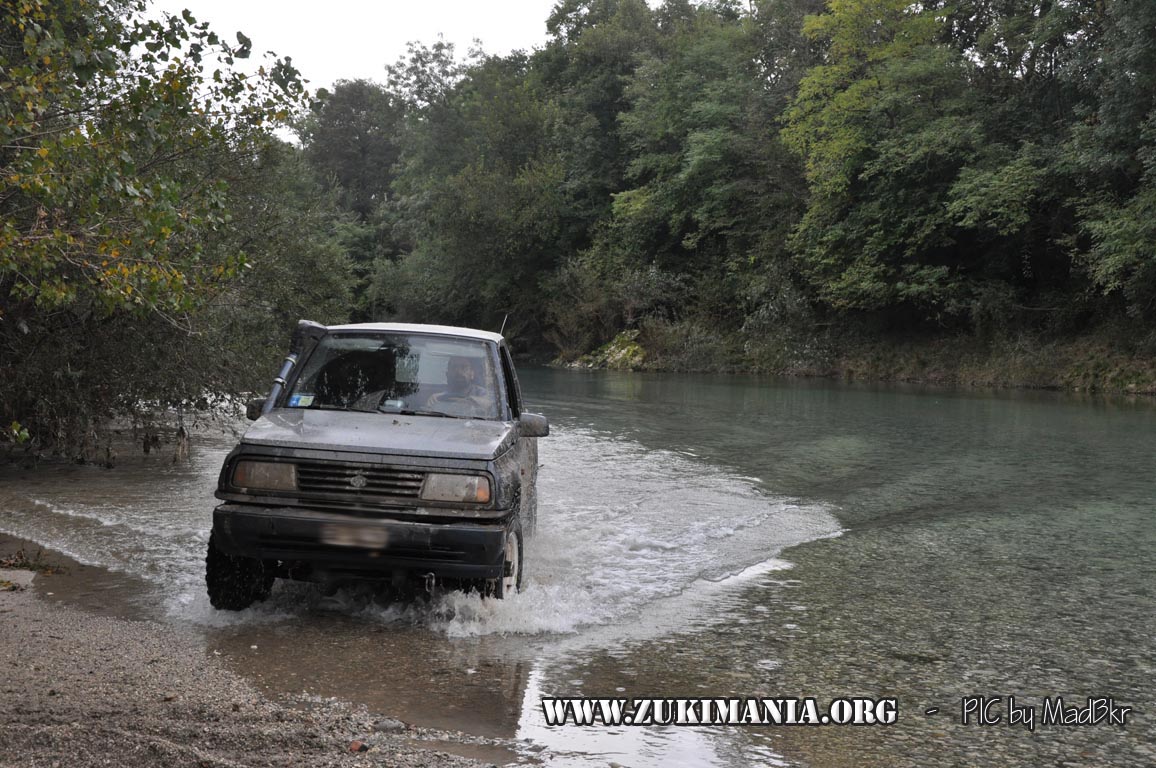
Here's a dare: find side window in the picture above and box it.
[499,346,522,417]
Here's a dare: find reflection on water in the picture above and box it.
[2,371,1155,766]
[204,607,533,739]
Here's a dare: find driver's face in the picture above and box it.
[448,359,476,388]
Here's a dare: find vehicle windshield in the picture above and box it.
[284,333,501,420]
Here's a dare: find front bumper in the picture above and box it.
[212,503,511,580]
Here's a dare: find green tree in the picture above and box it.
[1,0,307,321]
[0,0,337,454]
[299,79,404,220]
[546,1,818,354]
[373,48,563,338]
[1070,0,1156,318]
[536,0,659,249]
[298,79,405,318]
[783,0,970,315]
[783,0,1107,332]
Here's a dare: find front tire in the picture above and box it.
[485,519,523,599]
[205,531,272,610]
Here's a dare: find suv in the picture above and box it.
[206,321,548,610]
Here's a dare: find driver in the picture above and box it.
[427,356,487,406]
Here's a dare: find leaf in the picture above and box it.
[235,31,251,59]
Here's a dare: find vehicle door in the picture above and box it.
[498,342,538,531]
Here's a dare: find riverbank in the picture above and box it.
[560,326,1156,395]
[0,535,493,768]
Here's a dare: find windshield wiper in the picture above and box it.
[392,409,463,419]
[306,403,380,413]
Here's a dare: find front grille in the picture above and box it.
[296,461,425,501]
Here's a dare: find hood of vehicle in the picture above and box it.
[242,408,515,461]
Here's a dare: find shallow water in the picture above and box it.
[2,371,1154,766]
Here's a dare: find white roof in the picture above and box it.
[325,322,504,343]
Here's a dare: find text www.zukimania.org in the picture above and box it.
[542,697,898,726]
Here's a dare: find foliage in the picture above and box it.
[543,254,687,357]
[1,0,306,320]
[12,0,1144,451]
[297,79,404,318]
[298,79,404,220]
[781,0,1152,330]
[298,0,1154,366]
[0,0,347,456]
[363,46,565,339]
[1069,0,1156,318]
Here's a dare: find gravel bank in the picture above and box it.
[0,566,497,768]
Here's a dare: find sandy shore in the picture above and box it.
[0,548,496,768]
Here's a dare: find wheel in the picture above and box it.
[205,531,272,610]
[485,519,523,599]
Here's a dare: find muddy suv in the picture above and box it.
[206,321,548,610]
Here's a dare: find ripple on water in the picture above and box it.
[1,425,841,653]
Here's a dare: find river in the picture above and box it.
[1,369,1153,766]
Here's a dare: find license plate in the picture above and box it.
[320,524,389,549]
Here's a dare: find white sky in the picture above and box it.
[148,0,562,93]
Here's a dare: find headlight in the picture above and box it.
[232,460,297,492]
[420,473,491,504]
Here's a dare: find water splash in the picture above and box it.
[0,426,840,638]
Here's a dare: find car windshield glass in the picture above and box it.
[284,333,501,420]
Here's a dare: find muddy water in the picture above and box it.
[2,371,1155,766]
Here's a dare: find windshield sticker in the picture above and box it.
[288,394,314,407]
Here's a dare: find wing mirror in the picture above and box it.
[245,399,266,421]
[518,412,549,437]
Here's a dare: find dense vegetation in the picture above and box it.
[1,0,350,456]
[305,0,1156,371]
[4,0,1156,455]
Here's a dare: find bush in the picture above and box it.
[543,256,687,359]
[639,317,740,372]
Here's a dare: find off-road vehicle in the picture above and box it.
[206,321,548,610]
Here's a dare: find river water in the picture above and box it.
[1,369,1154,766]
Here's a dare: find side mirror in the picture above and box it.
[245,399,266,421]
[518,412,549,438]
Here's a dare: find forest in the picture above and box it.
[3,0,1155,455]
